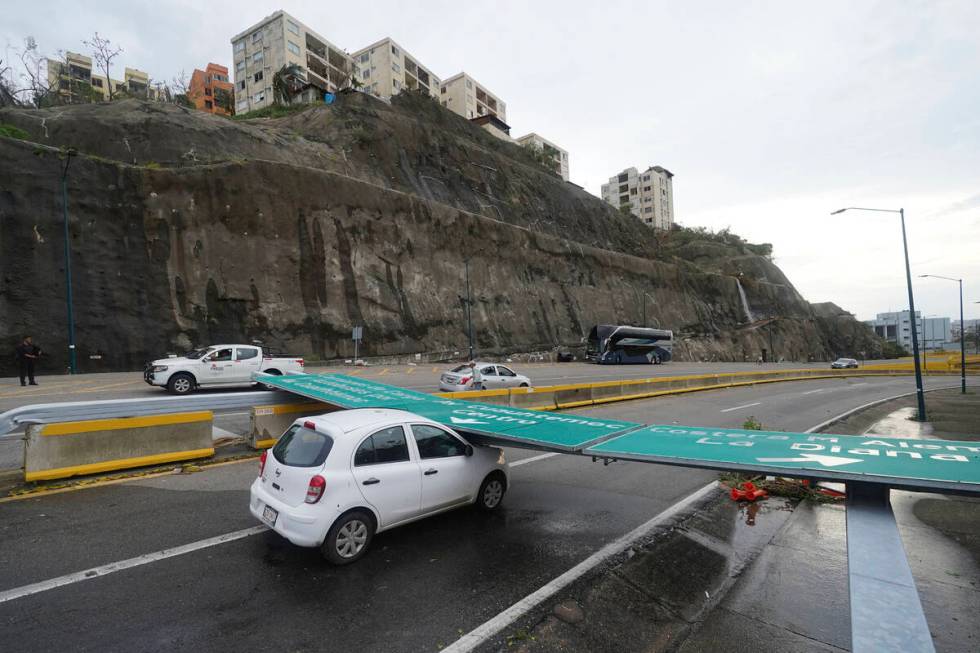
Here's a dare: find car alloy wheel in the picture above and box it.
[171,376,192,394]
[335,518,369,559]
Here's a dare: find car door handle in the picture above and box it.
[424,469,438,476]
[362,478,380,485]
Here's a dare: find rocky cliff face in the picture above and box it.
[0,94,882,374]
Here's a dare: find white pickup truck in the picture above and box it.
[144,344,304,395]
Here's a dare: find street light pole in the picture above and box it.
[831,207,926,420]
[920,274,966,394]
[464,259,475,360]
[61,149,77,375]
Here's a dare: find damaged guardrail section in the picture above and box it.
[24,412,215,482]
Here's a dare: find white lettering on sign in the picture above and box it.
[696,437,754,447]
[779,442,973,464]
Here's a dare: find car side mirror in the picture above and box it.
[465,445,474,457]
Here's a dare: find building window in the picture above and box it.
[287,20,299,35]
[642,175,650,181]
[287,40,300,56]
[205,87,212,96]
[253,71,263,83]
[362,69,370,79]
[644,207,652,213]
[393,78,400,90]
[236,60,245,72]
[205,100,213,109]
[92,78,103,88]
[234,41,245,53]
[465,79,472,89]
[643,185,651,191]
[391,45,400,57]
[252,30,263,43]
[253,91,265,103]
[252,51,263,64]
[392,62,400,73]
[238,80,245,91]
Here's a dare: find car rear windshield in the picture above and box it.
[272,425,334,467]
[450,365,471,373]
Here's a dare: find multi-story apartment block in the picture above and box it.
[47,52,162,102]
[600,166,675,229]
[866,311,951,351]
[516,133,569,181]
[188,63,234,115]
[440,72,507,123]
[352,37,439,101]
[231,10,354,115]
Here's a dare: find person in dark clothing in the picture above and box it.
[15,336,41,386]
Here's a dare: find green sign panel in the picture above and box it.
[262,374,640,450]
[586,425,980,493]
[264,374,980,492]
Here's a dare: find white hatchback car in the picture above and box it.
[249,408,509,564]
[439,362,532,392]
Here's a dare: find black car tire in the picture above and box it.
[167,372,195,395]
[476,472,507,512]
[321,510,375,565]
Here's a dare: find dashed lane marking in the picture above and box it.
[509,452,560,467]
[719,402,761,413]
[0,525,268,605]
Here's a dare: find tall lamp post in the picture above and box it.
[831,207,926,420]
[920,275,966,394]
[61,148,78,375]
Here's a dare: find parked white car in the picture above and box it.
[144,344,304,394]
[438,362,532,392]
[249,408,508,564]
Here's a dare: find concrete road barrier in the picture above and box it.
[24,412,214,482]
[249,402,336,449]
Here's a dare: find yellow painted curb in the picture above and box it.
[41,411,213,436]
[253,402,331,417]
[25,447,215,481]
[254,438,278,449]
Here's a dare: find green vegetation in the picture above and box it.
[662,224,773,259]
[0,123,30,140]
[143,161,161,169]
[231,103,311,121]
[881,341,910,359]
[742,416,763,430]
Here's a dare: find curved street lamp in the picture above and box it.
[831,207,926,420]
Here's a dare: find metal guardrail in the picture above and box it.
[0,391,296,437]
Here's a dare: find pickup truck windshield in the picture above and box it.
[184,348,213,359]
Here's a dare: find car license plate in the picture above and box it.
[261,505,278,527]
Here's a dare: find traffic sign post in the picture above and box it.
[352,326,363,362]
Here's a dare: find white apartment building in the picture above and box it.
[516,133,569,181]
[440,72,507,123]
[352,38,440,101]
[866,311,951,351]
[230,10,354,115]
[600,166,675,229]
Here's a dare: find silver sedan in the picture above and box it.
[438,362,533,392]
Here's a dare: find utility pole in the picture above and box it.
[921,275,966,394]
[61,148,77,374]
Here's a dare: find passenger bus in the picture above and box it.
[586,325,673,364]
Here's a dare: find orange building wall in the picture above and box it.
[188,63,234,116]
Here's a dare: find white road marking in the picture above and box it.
[0,525,268,605]
[803,384,963,433]
[508,452,559,467]
[441,481,720,653]
[720,402,761,413]
[801,388,825,395]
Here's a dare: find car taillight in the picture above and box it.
[259,450,267,478]
[304,420,316,430]
[460,376,471,385]
[298,358,305,367]
[305,475,326,503]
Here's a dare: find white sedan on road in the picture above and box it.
[249,409,508,564]
[438,362,532,392]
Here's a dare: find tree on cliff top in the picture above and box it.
[83,32,122,101]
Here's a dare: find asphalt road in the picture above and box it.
[0,374,969,652]
[0,360,895,414]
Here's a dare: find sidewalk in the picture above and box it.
[495,388,979,652]
[678,388,979,653]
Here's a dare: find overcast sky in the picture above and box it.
[5,1,978,323]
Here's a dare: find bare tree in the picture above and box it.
[83,32,122,100]
[13,37,61,107]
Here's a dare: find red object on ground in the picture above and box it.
[730,481,768,501]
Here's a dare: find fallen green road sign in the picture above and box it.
[586,425,980,493]
[261,374,980,493]
[260,373,640,450]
